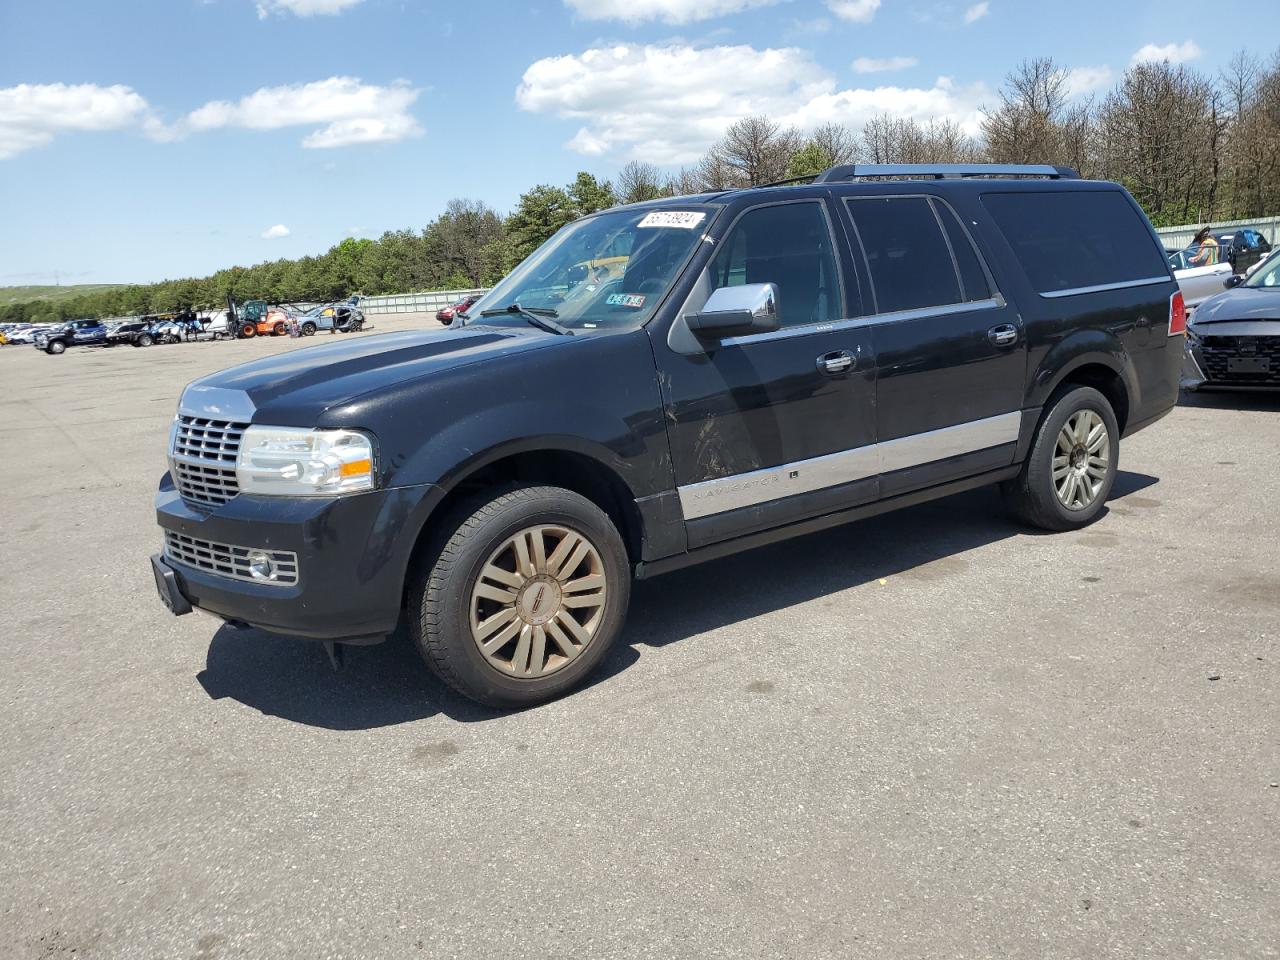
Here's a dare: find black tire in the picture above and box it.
[273,322,286,336]
[137,333,154,347]
[301,322,316,336]
[47,340,66,355]
[240,323,256,339]
[1003,385,1119,531]
[409,485,631,709]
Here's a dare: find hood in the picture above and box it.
[181,325,563,423]
[1191,286,1280,326]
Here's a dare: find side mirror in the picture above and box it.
[1223,274,1244,289]
[686,283,780,339]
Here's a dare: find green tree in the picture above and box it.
[785,141,835,179]
[505,184,577,263]
[568,172,616,215]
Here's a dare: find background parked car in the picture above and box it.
[1183,249,1280,390]
[1216,229,1272,274]
[1168,247,1235,310]
[436,294,481,325]
[34,318,109,354]
[299,301,366,334]
[5,324,42,345]
[107,321,158,347]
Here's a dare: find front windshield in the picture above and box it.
[1244,252,1280,288]
[462,205,717,332]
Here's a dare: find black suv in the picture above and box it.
[152,164,1183,708]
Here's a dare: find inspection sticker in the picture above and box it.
[637,211,706,229]
[606,293,647,308]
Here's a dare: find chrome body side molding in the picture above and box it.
[677,411,1022,520]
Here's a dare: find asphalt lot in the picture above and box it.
[1,320,1277,959]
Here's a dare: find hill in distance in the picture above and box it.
[0,284,124,307]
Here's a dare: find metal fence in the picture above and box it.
[356,289,488,315]
[1155,215,1280,251]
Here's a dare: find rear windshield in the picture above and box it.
[982,190,1169,295]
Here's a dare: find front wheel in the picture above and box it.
[1003,385,1119,531]
[46,340,66,355]
[240,323,256,339]
[301,321,316,336]
[410,485,631,709]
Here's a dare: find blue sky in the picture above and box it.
[0,0,1265,285]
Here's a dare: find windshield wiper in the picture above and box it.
[479,302,572,336]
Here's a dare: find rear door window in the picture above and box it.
[982,190,1169,295]
[846,196,992,314]
[936,203,992,302]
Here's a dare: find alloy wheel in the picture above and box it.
[469,524,607,678]
[1053,409,1109,510]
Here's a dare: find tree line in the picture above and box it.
[5,49,1277,326]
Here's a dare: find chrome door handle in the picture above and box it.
[817,350,855,375]
[988,324,1018,347]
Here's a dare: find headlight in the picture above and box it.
[235,426,376,496]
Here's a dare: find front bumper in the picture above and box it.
[1182,334,1280,390]
[153,472,444,640]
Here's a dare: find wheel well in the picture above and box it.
[1060,363,1129,433]
[406,449,644,585]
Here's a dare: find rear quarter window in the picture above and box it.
[982,190,1169,295]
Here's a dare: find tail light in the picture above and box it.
[1169,290,1187,336]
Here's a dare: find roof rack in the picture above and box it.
[813,163,1079,182]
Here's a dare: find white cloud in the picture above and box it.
[1131,40,1202,65]
[256,0,365,17]
[852,55,918,74]
[517,43,989,163]
[176,77,422,148]
[783,74,990,138]
[827,0,880,22]
[562,0,780,24]
[261,224,291,239]
[963,1,989,23]
[0,83,152,159]
[1064,65,1113,98]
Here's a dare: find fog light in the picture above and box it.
[246,551,277,581]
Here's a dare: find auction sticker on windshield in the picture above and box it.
[637,211,706,229]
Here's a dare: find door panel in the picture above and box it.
[843,194,1027,496]
[654,197,879,548]
[660,327,878,547]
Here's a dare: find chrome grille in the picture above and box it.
[163,531,299,586]
[172,415,248,508]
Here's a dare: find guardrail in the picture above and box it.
[356,289,488,315]
[1155,215,1279,251]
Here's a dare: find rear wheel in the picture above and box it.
[1003,385,1119,531]
[137,333,154,347]
[273,322,286,336]
[410,485,630,708]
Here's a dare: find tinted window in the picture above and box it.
[708,202,842,328]
[937,202,992,302]
[847,197,961,313]
[983,190,1169,294]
